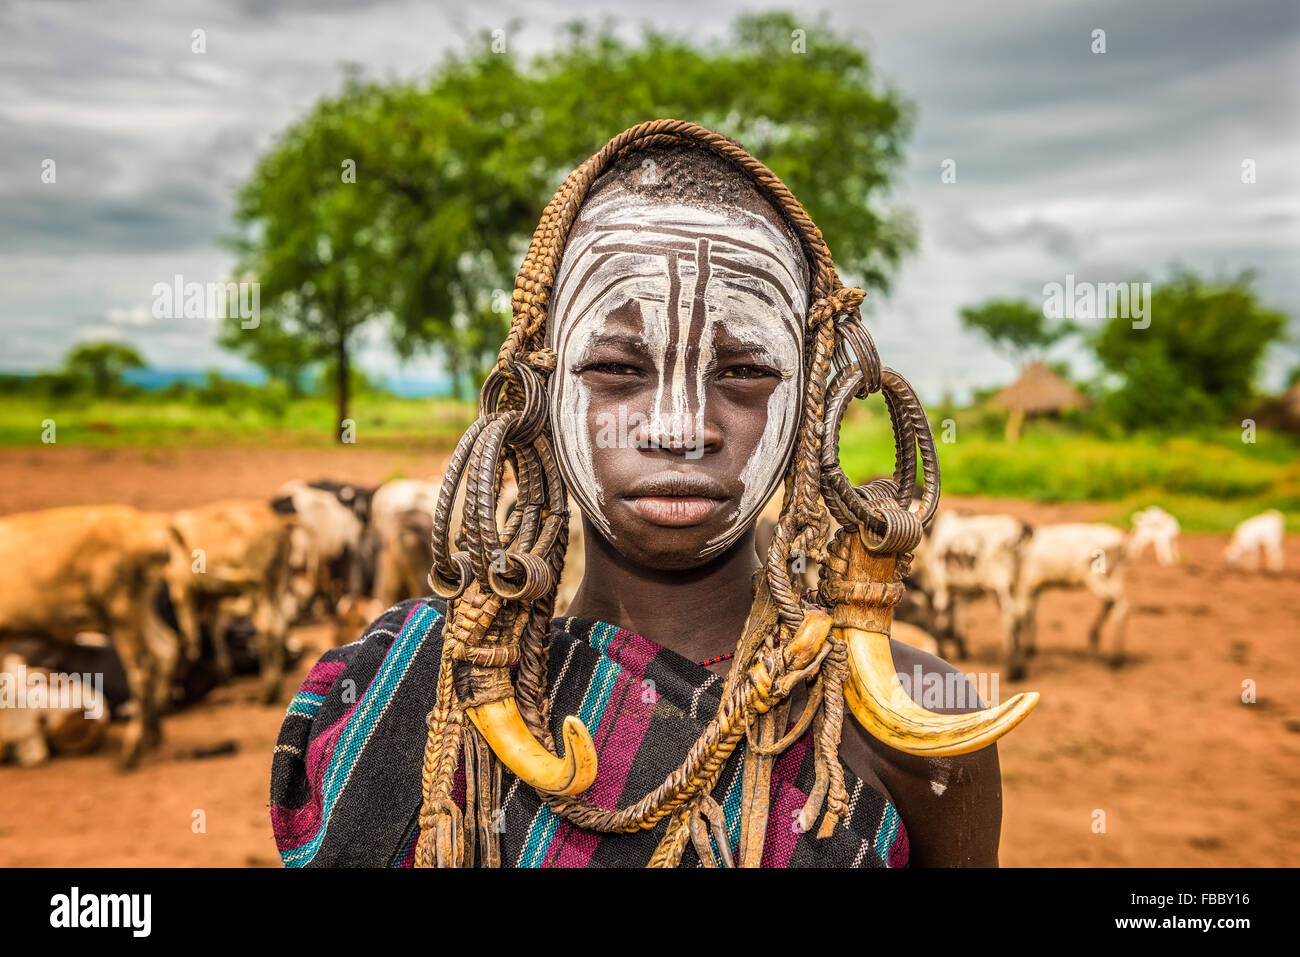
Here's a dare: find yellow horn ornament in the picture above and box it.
[824,529,1039,757]
[464,698,598,796]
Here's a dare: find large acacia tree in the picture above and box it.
[224,12,915,428]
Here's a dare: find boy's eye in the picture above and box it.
[579,361,643,377]
[717,365,778,381]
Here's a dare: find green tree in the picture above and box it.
[224,12,915,414]
[220,70,383,436]
[1092,269,1288,428]
[61,342,146,397]
[959,299,1069,369]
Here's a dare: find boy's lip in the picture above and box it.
[626,496,725,527]
[623,472,728,499]
[622,472,730,528]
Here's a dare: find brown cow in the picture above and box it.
[0,505,176,767]
[166,499,295,704]
[331,508,434,645]
[372,509,434,609]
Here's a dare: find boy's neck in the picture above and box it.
[565,520,760,665]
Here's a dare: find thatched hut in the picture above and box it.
[988,362,1088,440]
[1248,381,1300,435]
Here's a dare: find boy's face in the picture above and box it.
[549,191,807,569]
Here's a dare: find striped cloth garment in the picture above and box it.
[270,597,908,868]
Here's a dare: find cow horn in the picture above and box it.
[464,697,598,796]
[842,625,1038,756]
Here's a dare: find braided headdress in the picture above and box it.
[414,119,944,868]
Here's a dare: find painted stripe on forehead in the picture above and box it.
[570,191,803,275]
[583,241,799,316]
[553,250,802,373]
[552,198,806,312]
[557,269,669,345]
[659,237,712,415]
[591,221,805,296]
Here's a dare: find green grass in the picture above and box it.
[836,403,1299,532]
[4,393,1296,532]
[0,394,477,449]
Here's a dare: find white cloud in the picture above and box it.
[1,0,1296,398]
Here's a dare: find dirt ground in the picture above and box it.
[0,446,1296,867]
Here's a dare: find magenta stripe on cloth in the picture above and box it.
[298,660,344,695]
[888,822,909,868]
[545,628,660,868]
[759,734,812,867]
[270,661,347,846]
[273,712,348,842]
[271,705,351,846]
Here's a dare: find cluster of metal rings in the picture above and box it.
[427,363,566,604]
[820,317,940,556]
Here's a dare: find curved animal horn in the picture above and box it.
[464,697,598,796]
[823,529,1038,757]
[843,625,1038,756]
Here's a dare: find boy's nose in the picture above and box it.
[633,410,722,458]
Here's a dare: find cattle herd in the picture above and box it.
[0,474,1286,769]
[896,505,1286,680]
[0,475,585,770]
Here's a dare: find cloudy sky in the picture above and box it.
[2,0,1297,401]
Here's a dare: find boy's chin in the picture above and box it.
[603,522,742,573]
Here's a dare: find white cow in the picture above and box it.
[1224,510,1286,572]
[910,512,1033,671]
[1016,523,1129,669]
[1129,506,1181,566]
[273,480,365,615]
[370,478,446,532]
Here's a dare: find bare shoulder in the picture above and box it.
[835,639,1004,867]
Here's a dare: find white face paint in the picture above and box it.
[549,189,808,561]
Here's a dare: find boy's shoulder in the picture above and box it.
[269,596,448,867]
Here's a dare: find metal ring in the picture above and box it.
[833,318,881,398]
[880,368,940,528]
[481,363,548,447]
[429,551,473,600]
[486,550,553,602]
[820,361,942,550]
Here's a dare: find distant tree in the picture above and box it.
[61,342,146,397]
[224,11,915,416]
[220,72,383,437]
[1092,269,1287,428]
[959,299,1070,369]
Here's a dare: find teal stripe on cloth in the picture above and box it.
[517,623,621,868]
[285,691,325,718]
[283,603,440,867]
[873,802,900,865]
[720,755,745,853]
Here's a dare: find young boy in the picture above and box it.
[270,120,1030,868]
